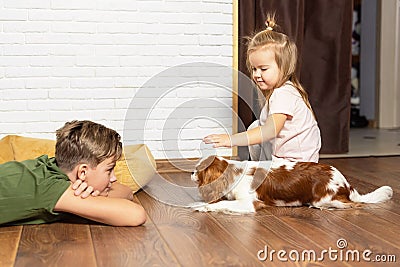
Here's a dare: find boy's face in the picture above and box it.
[85,157,117,194]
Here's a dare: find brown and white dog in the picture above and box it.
[190,156,393,213]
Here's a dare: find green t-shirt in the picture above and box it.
[0,155,70,225]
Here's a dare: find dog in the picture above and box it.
[190,156,393,213]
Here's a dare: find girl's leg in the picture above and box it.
[247,120,272,161]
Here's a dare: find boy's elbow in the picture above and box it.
[127,205,146,226]
[106,201,147,227]
[134,207,147,226]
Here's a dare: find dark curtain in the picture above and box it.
[238,0,352,154]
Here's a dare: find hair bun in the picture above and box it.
[265,13,276,31]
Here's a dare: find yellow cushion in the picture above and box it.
[9,135,56,161]
[114,144,156,193]
[0,135,155,193]
[0,135,14,164]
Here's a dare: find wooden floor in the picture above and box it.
[1,156,400,266]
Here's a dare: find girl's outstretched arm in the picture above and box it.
[203,113,287,147]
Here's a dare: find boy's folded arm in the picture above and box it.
[107,182,134,200]
[54,187,146,226]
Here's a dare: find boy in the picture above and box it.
[0,120,146,226]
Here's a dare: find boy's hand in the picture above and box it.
[72,179,100,198]
[203,134,232,148]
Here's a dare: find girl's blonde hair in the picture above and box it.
[246,13,314,116]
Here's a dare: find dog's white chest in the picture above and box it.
[228,174,256,200]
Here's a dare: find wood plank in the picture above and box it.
[159,171,203,202]
[137,191,263,266]
[261,156,400,265]
[310,157,400,261]
[320,157,400,192]
[321,157,400,214]
[156,158,199,173]
[90,195,179,267]
[209,211,333,266]
[160,171,197,187]
[0,226,22,267]
[90,224,179,266]
[327,207,400,249]
[142,172,201,207]
[320,156,400,179]
[340,171,400,229]
[266,206,396,266]
[263,207,368,267]
[14,223,96,267]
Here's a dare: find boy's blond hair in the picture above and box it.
[246,13,315,117]
[55,120,122,172]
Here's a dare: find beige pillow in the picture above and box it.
[114,144,156,193]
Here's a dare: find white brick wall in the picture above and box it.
[0,0,234,159]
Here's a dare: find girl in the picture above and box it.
[204,14,321,163]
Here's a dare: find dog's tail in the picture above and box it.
[349,186,393,203]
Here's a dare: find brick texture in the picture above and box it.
[0,0,233,159]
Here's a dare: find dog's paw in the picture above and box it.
[188,202,209,212]
[381,186,393,199]
[194,206,211,212]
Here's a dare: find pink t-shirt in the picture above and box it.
[260,82,321,162]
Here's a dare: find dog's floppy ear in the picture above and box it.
[198,157,231,203]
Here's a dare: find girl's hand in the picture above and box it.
[203,134,232,148]
[72,179,101,198]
